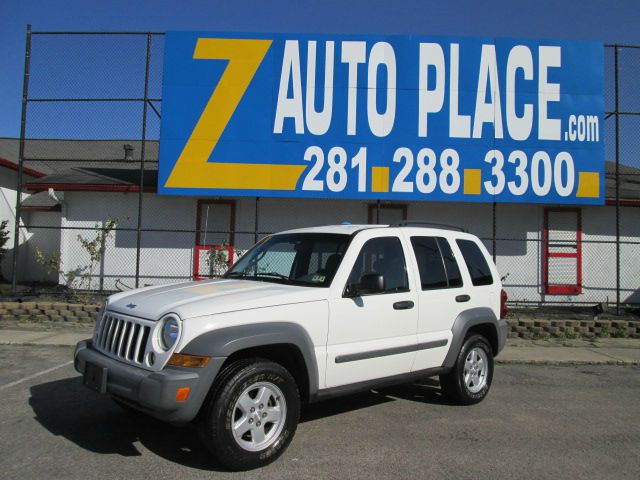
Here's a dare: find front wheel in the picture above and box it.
[439,334,494,405]
[197,358,300,471]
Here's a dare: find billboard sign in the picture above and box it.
[159,32,604,204]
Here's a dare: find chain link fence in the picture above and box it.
[4,28,639,310]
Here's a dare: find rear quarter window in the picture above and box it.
[456,239,494,286]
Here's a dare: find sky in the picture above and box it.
[1,0,639,140]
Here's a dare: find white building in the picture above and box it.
[1,138,639,306]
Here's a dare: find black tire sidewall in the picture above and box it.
[204,360,300,470]
[454,334,494,404]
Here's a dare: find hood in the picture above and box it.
[107,279,329,320]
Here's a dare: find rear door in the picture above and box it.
[454,237,501,319]
[402,231,469,371]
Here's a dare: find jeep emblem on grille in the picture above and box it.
[126,303,137,309]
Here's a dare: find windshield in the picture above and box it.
[225,233,351,287]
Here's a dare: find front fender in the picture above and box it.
[181,322,320,397]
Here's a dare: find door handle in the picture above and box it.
[393,300,415,310]
[455,295,471,303]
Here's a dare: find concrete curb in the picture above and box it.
[497,359,639,366]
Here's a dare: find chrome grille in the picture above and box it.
[94,312,153,366]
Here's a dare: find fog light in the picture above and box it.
[176,387,191,402]
[167,353,210,368]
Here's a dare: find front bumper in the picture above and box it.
[74,340,225,424]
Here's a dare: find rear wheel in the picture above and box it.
[197,358,300,471]
[440,334,493,405]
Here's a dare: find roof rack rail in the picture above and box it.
[393,221,468,233]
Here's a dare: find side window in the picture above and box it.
[347,237,409,293]
[410,236,463,289]
[456,239,494,286]
[438,238,463,287]
[294,241,347,285]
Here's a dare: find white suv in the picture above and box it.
[75,223,508,470]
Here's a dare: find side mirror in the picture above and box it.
[346,273,385,297]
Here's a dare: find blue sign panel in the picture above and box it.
[159,32,604,204]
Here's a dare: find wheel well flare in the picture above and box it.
[224,344,310,401]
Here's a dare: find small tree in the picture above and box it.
[76,217,119,290]
[34,249,79,287]
[35,217,119,292]
[206,244,233,277]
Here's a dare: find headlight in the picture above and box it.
[160,315,180,351]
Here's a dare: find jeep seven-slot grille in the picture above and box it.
[94,313,152,365]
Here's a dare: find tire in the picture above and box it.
[197,358,300,471]
[439,334,494,405]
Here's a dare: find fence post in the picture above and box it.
[134,33,152,288]
[492,201,497,263]
[614,45,620,315]
[11,24,32,294]
[254,197,260,243]
[99,226,106,291]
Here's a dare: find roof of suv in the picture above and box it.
[279,224,472,237]
[279,224,379,235]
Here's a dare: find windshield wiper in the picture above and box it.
[225,271,247,278]
[254,272,289,280]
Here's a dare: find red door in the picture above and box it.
[543,208,582,295]
[194,200,236,280]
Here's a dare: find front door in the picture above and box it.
[325,233,418,388]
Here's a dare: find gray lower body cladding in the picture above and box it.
[443,309,508,368]
[497,319,508,352]
[74,340,224,424]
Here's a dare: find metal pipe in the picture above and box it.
[492,201,497,263]
[254,197,260,243]
[614,46,621,315]
[31,31,165,36]
[17,224,640,245]
[11,24,32,293]
[21,158,160,163]
[147,100,161,119]
[26,97,162,102]
[134,33,152,289]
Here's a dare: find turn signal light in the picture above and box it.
[167,353,210,368]
[176,387,191,402]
